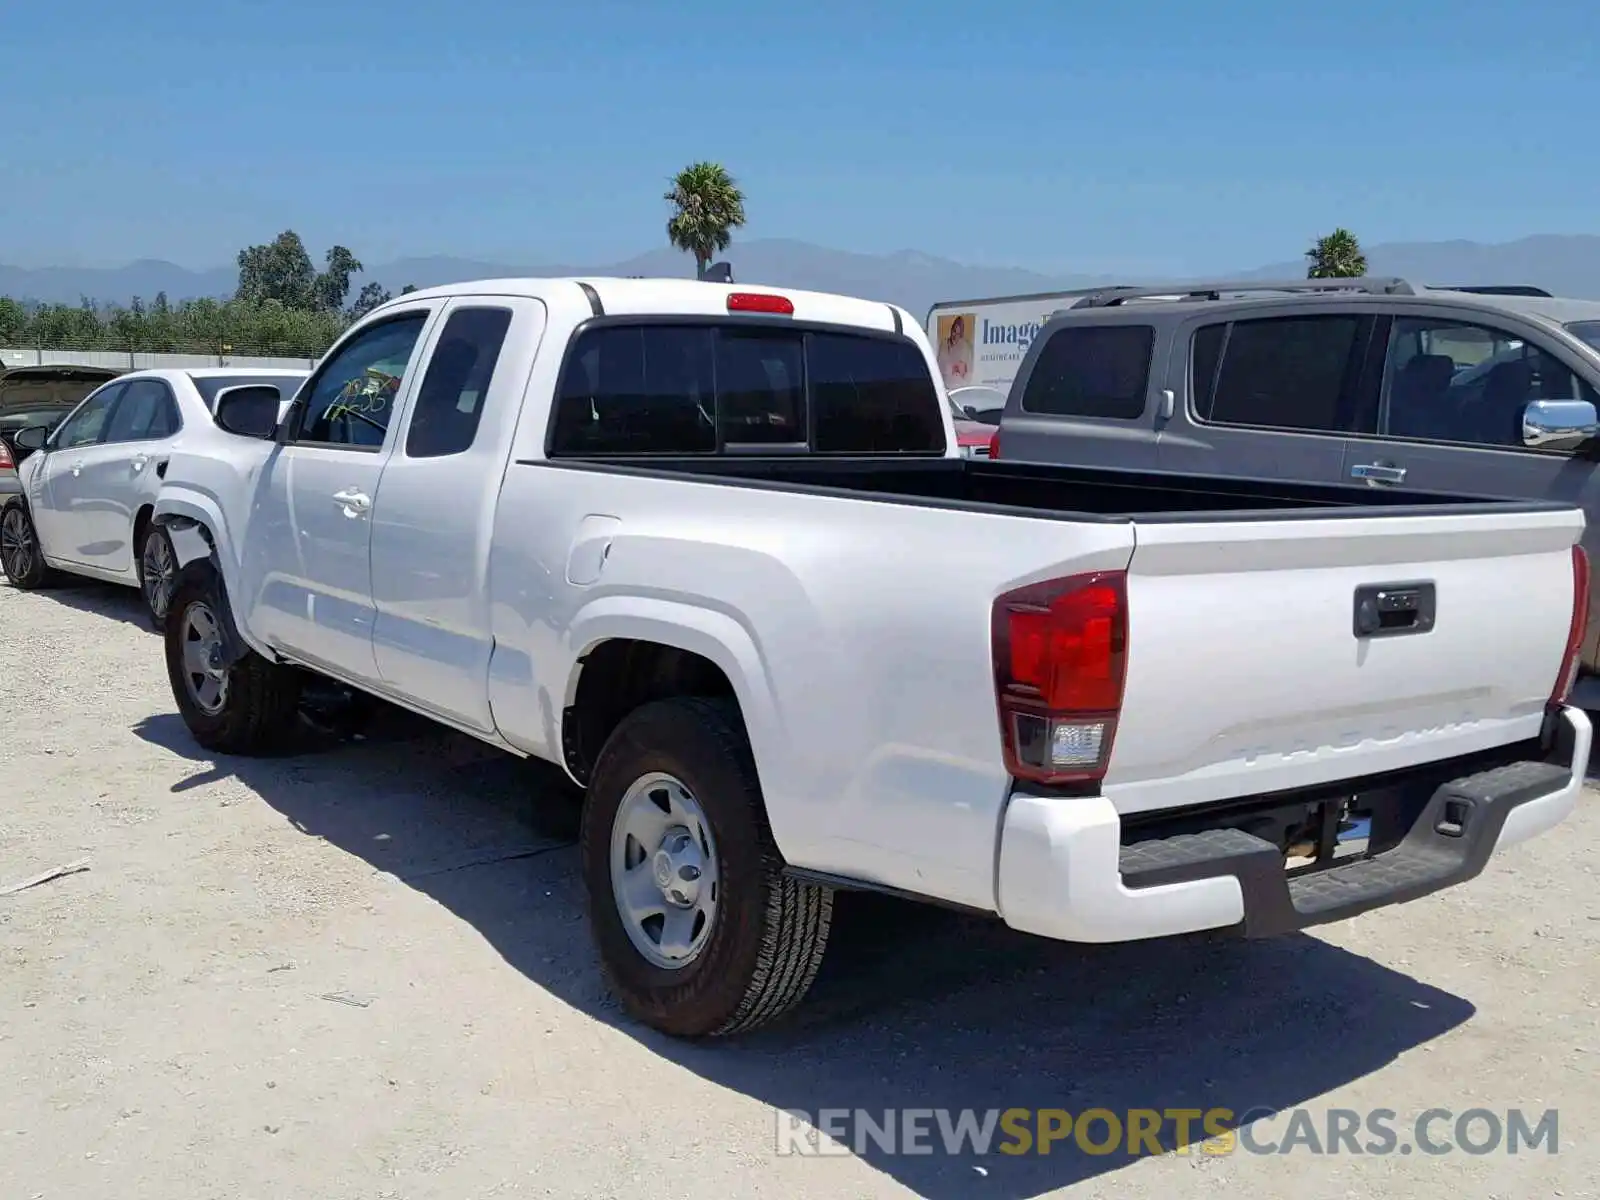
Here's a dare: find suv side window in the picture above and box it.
[1194,315,1367,433]
[294,313,430,450]
[1019,325,1154,420]
[104,379,180,443]
[404,307,513,458]
[1380,316,1589,450]
[53,383,125,449]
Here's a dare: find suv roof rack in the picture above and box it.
[1064,276,1418,309]
[1430,284,1553,297]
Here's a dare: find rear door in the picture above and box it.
[370,297,542,732]
[1108,502,1582,816]
[77,378,182,574]
[1158,311,1380,485]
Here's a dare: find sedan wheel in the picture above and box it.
[0,506,52,589]
[140,526,178,629]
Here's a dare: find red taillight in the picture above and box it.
[991,570,1128,785]
[0,440,11,470]
[988,429,1001,459]
[726,292,794,315]
[1551,544,1590,705]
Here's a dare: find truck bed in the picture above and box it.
[528,453,1560,522]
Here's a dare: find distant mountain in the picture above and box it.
[5,234,1600,319]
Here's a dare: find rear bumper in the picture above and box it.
[995,704,1591,944]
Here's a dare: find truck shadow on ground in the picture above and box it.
[134,707,1480,1199]
[26,578,155,633]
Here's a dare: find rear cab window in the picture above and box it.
[547,320,946,456]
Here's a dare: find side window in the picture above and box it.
[1380,317,1581,450]
[405,307,513,458]
[1019,325,1155,420]
[716,330,804,445]
[104,380,180,443]
[53,384,125,449]
[551,326,716,455]
[295,313,429,450]
[1200,315,1365,433]
[810,332,944,453]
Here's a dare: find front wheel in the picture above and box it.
[580,697,834,1038]
[138,524,179,631]
[165,572,302,755]
[0,504,57,589]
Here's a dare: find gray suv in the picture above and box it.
[990,277,1600,699]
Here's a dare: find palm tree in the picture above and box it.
[665,162,747,279]
[1305,228,1368,279]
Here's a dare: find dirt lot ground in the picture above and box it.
[1,580,1597,1200]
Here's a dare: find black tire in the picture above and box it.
[164,567,302,755]
[136,524,178,631]
[0,502,57,589]
[580,696,833,1038]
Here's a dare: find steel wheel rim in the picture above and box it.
[1,508,34,580]
[179,601,229,715]
[609,771,720,970]
[142,531,175,620]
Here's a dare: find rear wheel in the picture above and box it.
[137,524,178,631]
[580,697,833,1037]
[0,504,55,589]
[165,570,302,755]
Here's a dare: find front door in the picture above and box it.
[241,308,435,684]
[1342,310,1600,659]
[33,382,126,565]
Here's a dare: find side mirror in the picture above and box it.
[1522,398,1600,452]
[12,425,48,452]
[213,385,284,439]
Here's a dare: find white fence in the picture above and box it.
[1,346,318,372]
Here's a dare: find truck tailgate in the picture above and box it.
[1104,505,1584,814]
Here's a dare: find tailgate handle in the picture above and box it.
[1353,581,1436,639]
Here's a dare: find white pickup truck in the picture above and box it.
[152,276,1592,1039]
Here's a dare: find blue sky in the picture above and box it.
[3,0,1594,274]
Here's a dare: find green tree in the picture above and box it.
[313,245,363,314]
[236,231,318,309]
[1306,228,1368,279]
[664,161,747,279]
[349,280,391,320]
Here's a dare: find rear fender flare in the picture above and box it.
[561,597,790,822]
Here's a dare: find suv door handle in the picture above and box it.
[70,459,84,476]
[1351,461,1407,485]
[131,453,149,472]
[332,488,372,515]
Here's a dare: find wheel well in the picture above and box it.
[563,639,738,785]
[133,504,154,559]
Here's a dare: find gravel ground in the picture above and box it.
[1,579,1597,1200]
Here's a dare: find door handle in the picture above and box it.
[1351,461,1407,485]
[332,488,372,515]
[131,453,149,472]
[70,459,84,477]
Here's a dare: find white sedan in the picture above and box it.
[0,367,307,627]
